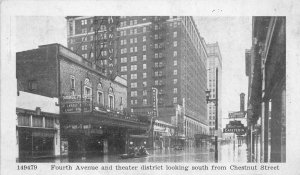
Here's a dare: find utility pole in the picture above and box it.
[205,67,219,163]
[215,67,218,163]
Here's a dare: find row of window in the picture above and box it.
[120,64,147,72]
[130,81,147,88]
[120,72,147,80]
[18,115,54,128]
[120,45,147,54]
[120,55,147,63]
[119,26,147,36]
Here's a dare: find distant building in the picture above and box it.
[66,16,209,146]
[206,42,222,136]
[16,44,148,157]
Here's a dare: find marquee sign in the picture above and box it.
[223,120,246,135]
[152,87,158,117]
[61,95,92,113]
[228,111,246,119]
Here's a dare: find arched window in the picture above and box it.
[108,87,114,109]
[97,83,103,105]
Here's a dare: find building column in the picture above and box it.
[270,90,282,162]
[263,101,269,162]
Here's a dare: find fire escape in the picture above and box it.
[150,16,168,107]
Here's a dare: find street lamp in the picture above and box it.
[205,67,218,163]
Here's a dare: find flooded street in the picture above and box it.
[21,142,248,163]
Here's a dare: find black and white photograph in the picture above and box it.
[1,0,299,175]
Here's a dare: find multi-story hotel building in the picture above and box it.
[206,42,222,136]
[66,16,209,146]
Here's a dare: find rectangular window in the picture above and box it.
[70,76,75,89]
[143,36,146,42]
[143,99,147,105]
[174,31,177,38]
[130,29,133,34]
[143,55,147,60]
[121,66,127,72]
[134,47,137,52]
[155,34,158,39]
[130,38,133,43]
[143,27,146,33]
[173,88,178,94]
[134,20,137,25]
[173,69,177,75]
[131,65,137,71]
[155,53,158,58]
[82,45,87,50]
[97,91,103,104]
[173,97,177,103]
[142,73,147,78]
[143,45,146,51]
[173,79,178,84]
[174,60,177,66]
[131,82,137,88]
[143,81,147,87]
[155,80,159,85]
[121,57,127,63]
[134,38,137,43]
[131,56,137,62]
[143,90,147,96]
[134,28,137,34]
[130,47,133,52]
[18,115,30,126]
[131,74,137,79]
[173,51,177,57]
[84,86,92,98]
[32,116,43,127]
[174,41,177,47]
[131,91,137,97]
[109,95,114,109]
[143,64,147,69]
[81,19,87,25]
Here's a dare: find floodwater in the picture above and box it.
[20,142,248,163]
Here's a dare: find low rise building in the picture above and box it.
[16,91,60,161]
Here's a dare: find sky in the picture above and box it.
[16,16,252,128]
[195,17,252,127]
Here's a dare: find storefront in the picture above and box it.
[16,91,60,161]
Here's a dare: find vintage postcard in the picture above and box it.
[1,0,299,175]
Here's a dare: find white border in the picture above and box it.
[1,0,300,175]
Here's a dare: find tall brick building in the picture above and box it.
[17,43,148,156]
[66,16,209,146]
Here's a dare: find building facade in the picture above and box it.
[17,44,149,157]
[245,17,286,162]
[206,42,222,136]
[16,91,60,161]
[66,16,209,146]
